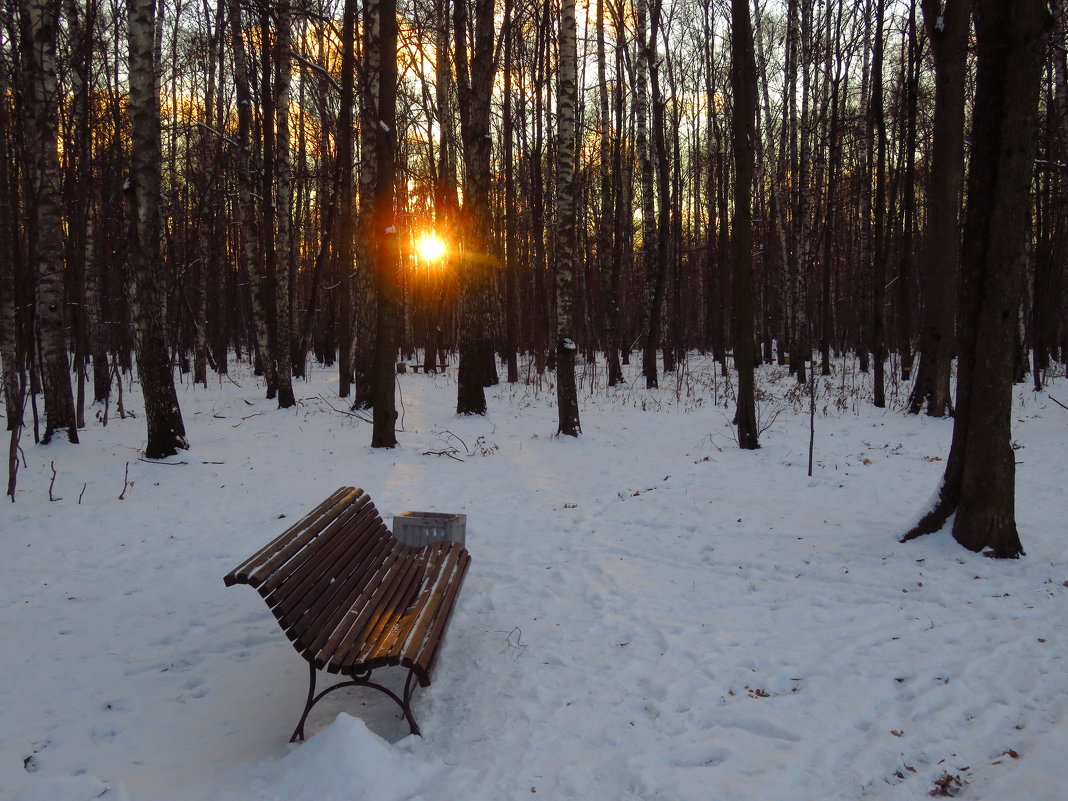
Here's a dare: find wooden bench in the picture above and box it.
[409,363,449,373]
[224,486,471,740]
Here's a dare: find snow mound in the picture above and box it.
[241,713,448,801]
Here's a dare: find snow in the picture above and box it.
[2,356,1066,801]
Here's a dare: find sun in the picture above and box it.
[416,233,447,262]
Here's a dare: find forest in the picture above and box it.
[2,2,1064,540]
[4,2,1068,796]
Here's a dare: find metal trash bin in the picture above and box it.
[392,511,467,547]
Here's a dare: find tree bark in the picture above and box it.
[909,0,970,416]
[370,0,400,447]
[598,0,623,387]
[902,0,1050,558]
[126,0,187,458]
[274,1,296,408]
[731,0,759,449]
[555,0,581,437]
[454,0,496,414]
[20,0,78,444]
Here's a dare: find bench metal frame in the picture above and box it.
[290,662,421,741]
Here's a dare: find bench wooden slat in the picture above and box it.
[289,535,402,657]
[280,534,395,658]
[224,487,354,587]
[316,548,425,671]
[403,546,471,684]
[329,553,426,671]
[258,494,377,598]
[362,548,444,667]
[269,510,389,630]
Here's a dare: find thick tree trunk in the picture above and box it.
[903,0,1050,558]
[126,0,187,458]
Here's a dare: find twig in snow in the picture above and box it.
[137,457,188,466]
[315,394,372,423]
[49,462,61,502]
[119,462,130,500]
[1047,392,1068,412]
[423,448,464,462]
[78,483,87,504]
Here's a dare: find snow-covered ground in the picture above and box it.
[2,355,1065,801]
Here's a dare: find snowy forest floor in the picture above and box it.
[2,354,1066,801]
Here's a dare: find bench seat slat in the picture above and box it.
[316,549,425,672]
[329,555,426,672]
[402,546,471,684]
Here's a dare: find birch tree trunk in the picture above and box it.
[0,54,20,429]
[555,0,581,436]
[274,1,295,408]
[126,0,187,458]
[19,0,78,444]
[870,0,888,408]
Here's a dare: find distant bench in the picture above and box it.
[407,363,449,373]
[224,487,471,740]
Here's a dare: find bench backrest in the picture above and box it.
[224,487,462,677]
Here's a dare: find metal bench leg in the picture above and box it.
[290,661,318,743]
[289,662,422,742]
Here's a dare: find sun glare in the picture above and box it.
[416,233,447,262]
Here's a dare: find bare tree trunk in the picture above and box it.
[647,0,671,383]
[274,2,295,408]
[555,0,581,436]
[503,0,520,384]
[126,0,187,458]
[636,0,658,388]
[454,0,496,414]
[731,0,759,449]
[370,0,399,447]
[896,0,919,381]
[0,52,21,429]
[228,0,271,393]
[903,0,1050,558]
[598,0,623,386]
[870,0,888,408]
[19,0,78,444]
[909,0,970,416]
